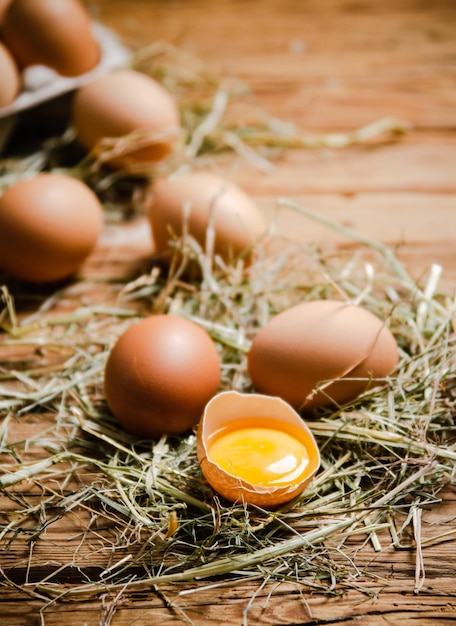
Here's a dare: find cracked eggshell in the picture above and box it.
[147,171,267,266]
[247,299,399,410]
[104,315,221,439]
[196,390,320,507]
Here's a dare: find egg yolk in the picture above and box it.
[207,418,311,487]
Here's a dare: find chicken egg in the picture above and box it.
[0,40,20,107]
[0,173,104,283]
[104,315,221,439]
[148,171,267,266]
[71,69,180,168]
[197,390,320,506]
[2,0,100,76]
[247,299,399,411]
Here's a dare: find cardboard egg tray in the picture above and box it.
[0,22,131,153]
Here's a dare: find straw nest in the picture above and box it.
[0,43,454,612]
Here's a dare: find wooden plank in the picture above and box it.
[86,0,456,129]
[232,136,456,195]
[2,575,456,625]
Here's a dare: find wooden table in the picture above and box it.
[1,1,456,624]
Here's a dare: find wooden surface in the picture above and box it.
[2,0,456,624]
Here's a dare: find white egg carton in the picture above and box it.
[0,22,131,152]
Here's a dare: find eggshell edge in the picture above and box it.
[196,390,320,506]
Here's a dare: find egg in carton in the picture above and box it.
[0,21,131,154]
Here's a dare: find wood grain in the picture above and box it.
[1,0,456,624]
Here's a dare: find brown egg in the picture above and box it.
[104,315,221,439]
[0,173,104,282]
[2,0,100,76]
[247,299,399,411]
[0,40,20,107]
[148,171,267,265]
[197,391,320,507]
[71,69,180,168]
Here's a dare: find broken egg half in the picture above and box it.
[196,390,320,507]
